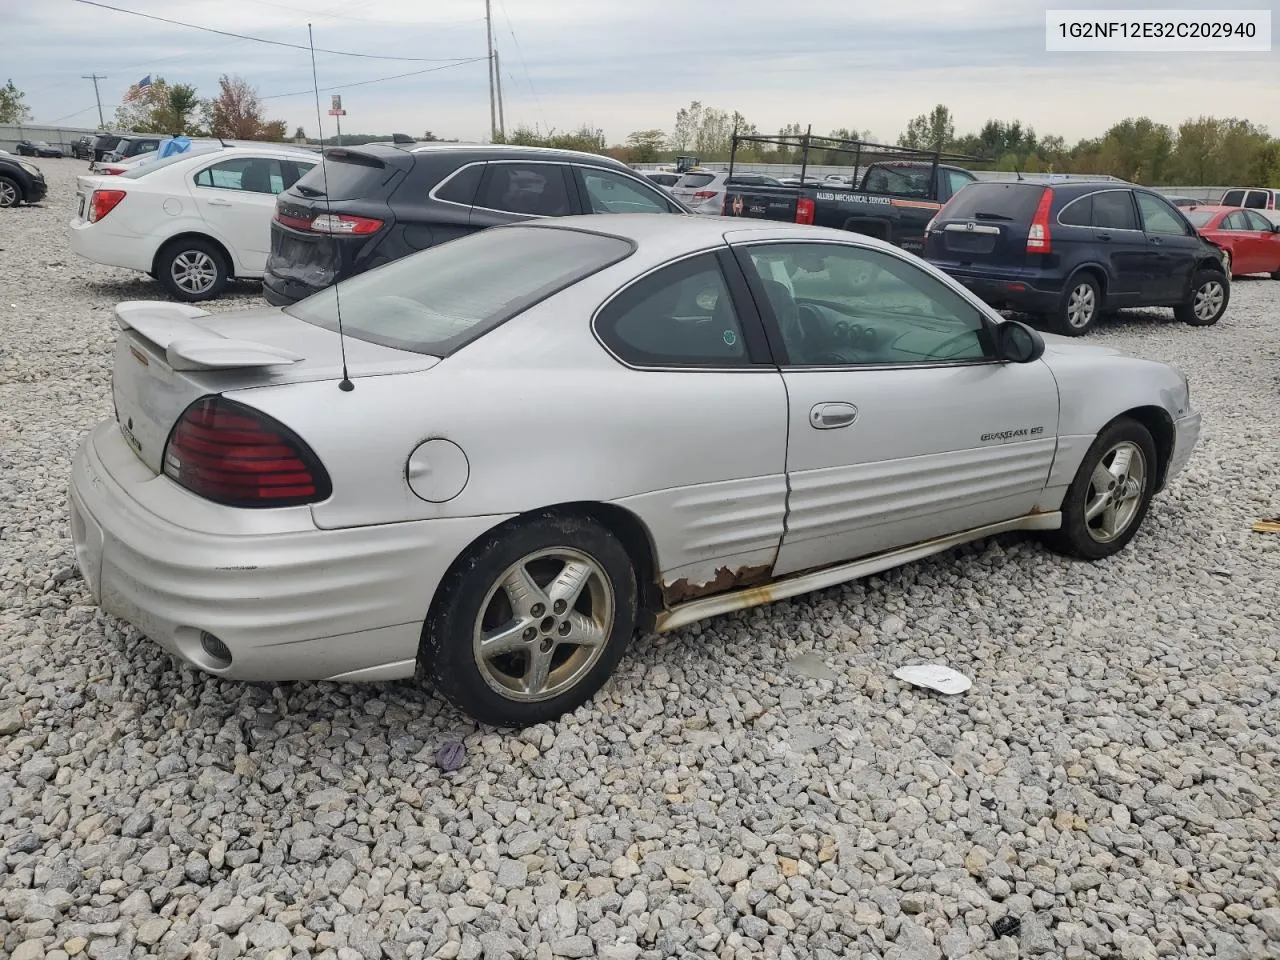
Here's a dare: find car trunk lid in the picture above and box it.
[927,182,1045,268]
[111,300,438,475]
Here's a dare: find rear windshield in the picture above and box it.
[1183,210,1216,227]
[676,173,715,189]
[285,226,634,356]
[941,182,1046,221]
[293,154,395,200]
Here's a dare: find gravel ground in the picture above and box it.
[2,157,1279,960]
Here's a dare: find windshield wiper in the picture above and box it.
[972,212,1014,221]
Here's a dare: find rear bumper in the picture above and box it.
[69,420,503,683]
[935,266,1062,313]
[68,219,155,273]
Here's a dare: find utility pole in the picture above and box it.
[82,74,107,128]
[494,49,505,140]
[484,0,497,141]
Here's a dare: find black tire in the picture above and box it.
[1042,418,1158,561]
[1050,274,1101,336]
[0,175,22,208]
[421,512,638,727]
[1174,269,1229,326]
[1270,269,1280,281]
[156,238,229,302]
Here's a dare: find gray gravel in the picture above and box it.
[3,157,1280,960]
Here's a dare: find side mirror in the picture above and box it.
[995,320,1045,363]
[1272,223,1280,233]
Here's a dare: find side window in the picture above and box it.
[283,160,316,190]
[1222,211,1250,231]
[1221,190,1245,206]
[579,168,674,214]
[1135,192,1190,236]
[1091,191,1137,230]
[1243,211,1273,231]
[744,243,992,366]
[434,163,484,205]
[475,163,572,217]
[1058,195,1092,227]
[595,253,749,368]
[1244,191,1267,209]
[944,170,974,201]
[193,157,286,194]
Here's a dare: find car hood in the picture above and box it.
[1038,333,1125,360]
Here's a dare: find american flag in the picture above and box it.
[123,75,152,103]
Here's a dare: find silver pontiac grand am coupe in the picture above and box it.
[69,215,1200,726]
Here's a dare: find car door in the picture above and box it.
[468,161,578,229]
[731,237,1060,577]
[190,155,291,274]
[1134,191,1200,302]
[1242,210,1280,273]
[571,165,682,215]
[1217,211,1254,273]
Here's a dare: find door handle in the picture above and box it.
[206,198,233,207]
[1149,236,1162,245]
[1095,232,1112,241]
[810,402,859,429]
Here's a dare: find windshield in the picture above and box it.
[1183,210,1216,227]
[285,226,634,356]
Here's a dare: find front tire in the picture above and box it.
[1174,269,1228,326]
[0,176,22,208]
[421,513,638,727]
[1051,275,1101,336]
[157,238,229,302]
[1042,418,1158,561]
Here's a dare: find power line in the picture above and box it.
[72,0,483,63]
[260,57,489,101]
[46,104,99,124]
[496,0,548,134]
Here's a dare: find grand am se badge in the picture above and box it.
[981,426,1045,442]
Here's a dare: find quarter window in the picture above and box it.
[1135,192,1190,236]
[743,243,993,366]
[579,168,674,214]
[1222,211,1251,231]
[595,253,749,367]
[476,163,573,216]
[194,157,287,194]
[1058,195,1092,227]
[435,163,484,205]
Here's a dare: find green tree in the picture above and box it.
[625,129,666,162]
[209,75,287,140]
[0,79,31,124]
[670,101,704,152]
[898,104,955,153]
[1095,117,1173,182]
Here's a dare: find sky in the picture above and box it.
[6,0,1278,145]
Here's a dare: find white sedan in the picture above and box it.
[68,215,1200,727]
[68,146,318,301]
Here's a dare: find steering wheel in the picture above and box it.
[921,331,981,360]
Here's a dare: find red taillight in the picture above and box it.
[89,189,126,223]
[795,197,815,226]
[99,166,127,176]
[273,208,383,235]
[163,397,331,507]
[1026,187,1053,254]
[692,190,717,201]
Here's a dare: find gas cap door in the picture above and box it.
[406,439,469,503]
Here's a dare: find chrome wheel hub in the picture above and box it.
[0,181,17,206]
[171,250,218,295]
[1066,283,1096,328]
[1083,441,1147,543]
[1193,281,1224,322]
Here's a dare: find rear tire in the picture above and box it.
[420,512,638,727]
[1174,269,1228,326]
[1271,269,1280,281]
[1042,418,1157,561]
[0,175,22,208]
[1051,275,1101,336]
[157,238,229,302]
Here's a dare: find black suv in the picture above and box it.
[924,180,1230,335]
[0,153,48,207]
[264,144,692,305]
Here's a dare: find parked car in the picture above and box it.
[923,180,1230,335]
[1220,187,1280,211]
[91,133,128,164]
[68,215,1200,726]
[71,136,97,160]
[102,135,165,163]
[0,153,48,207]
[15,139,64,158]
[670,171,782,215]
[264,143,690,305]
[68,146,319,301]
[1183,205,1280,279]
[1164,196,1202,208]
[641,170,680,189]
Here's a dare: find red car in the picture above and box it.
[1183,205,1280,279]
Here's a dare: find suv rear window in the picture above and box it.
[677,173,715,189]
[285,225,633,356]
[941,182,1046,222]
[293,153,394,200]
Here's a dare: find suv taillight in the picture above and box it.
[1026,187,1053,254]
[163,397,331,507]
[692,190,717,201]
[795,197,816,225]
[89,189,126,222]
[273,207,384,235]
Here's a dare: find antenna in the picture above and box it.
[307,23,354,392]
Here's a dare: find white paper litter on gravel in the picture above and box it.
[894,663,973,694]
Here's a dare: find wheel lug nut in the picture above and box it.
[553,600,567,614]
[531,603,545,617]
[523,627,536,641]
[558,621,571,636]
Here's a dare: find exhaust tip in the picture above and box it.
[200,631,232,667]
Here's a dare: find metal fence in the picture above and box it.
[0,122,107,154]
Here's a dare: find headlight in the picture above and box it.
[18,160,39,176]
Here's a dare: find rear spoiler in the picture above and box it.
[114,301,303,372]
